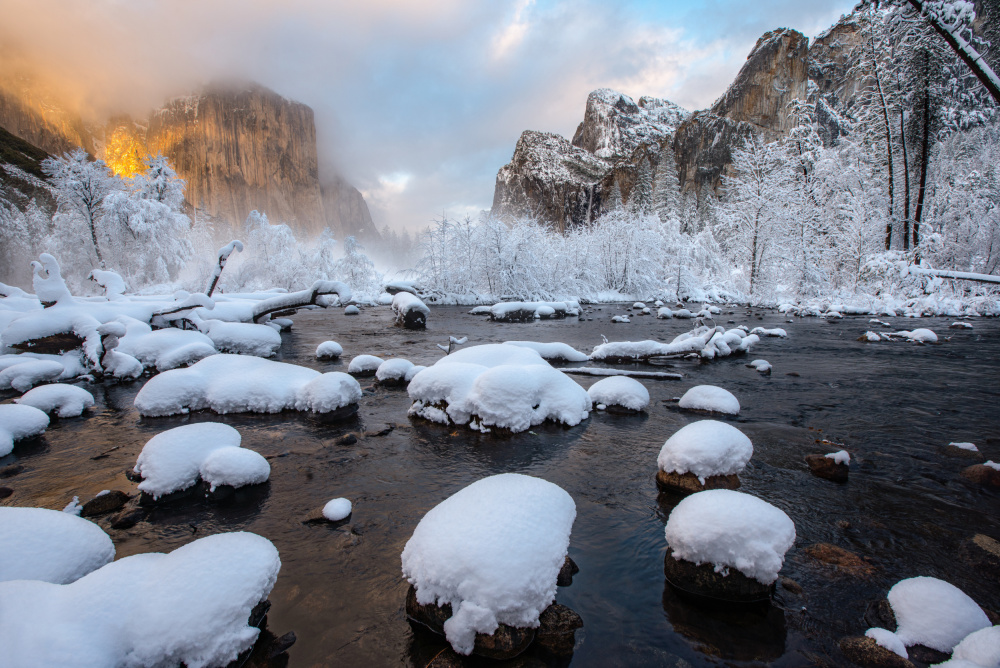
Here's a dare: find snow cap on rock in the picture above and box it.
[678,385,740,415]
[657,420,753,482]
[887,576,990,652]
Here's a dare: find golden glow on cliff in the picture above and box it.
[105,126,147,178]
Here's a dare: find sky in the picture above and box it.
[1,0,856,233]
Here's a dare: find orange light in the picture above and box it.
[104,125,147,178]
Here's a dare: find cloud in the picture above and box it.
[0,0,857,233]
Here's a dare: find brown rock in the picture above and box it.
[803,543,876,577]
[656,470,741,495]
[805,454,849,483]
[0,486,12,499]
[663,548,773,604]
[960,534,1000,577]
[839,636,914,668]
[907,645,951,664]
[10,331,85,353]
[533,603,583,656]
[961,464,1000,487]
[109,508,145,530]
[780,577,803,595]
[80,490,130,517]
[863,599,896,630]
[556,556,579,587]
[335,433,358,446]
[0,464,24,478]
[405,585,534,660]
[943,445,984,460]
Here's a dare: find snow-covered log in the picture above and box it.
[205,240,243,297]
[251,280,351,323]
[904,265,1000,284]
[392,292,429,329]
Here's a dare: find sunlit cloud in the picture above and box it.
[491,0,534,62]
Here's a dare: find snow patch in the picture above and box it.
[657,420,753,482]
[888,576,990,652]
[678,385,740,415]
[0,507,115,584]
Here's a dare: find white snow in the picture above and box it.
[0,531,280,668]
[316,340,343,359]
[0,507,115,584]
[657,420,753,482]
[949,442,979,452]
[862,331,883,342]
[0,359,65,391]
[748,359,772,372]
[865,628,908,659]
[134,423,270,498]
[0,403,49,457]
[825,450,850,465]
[590,325,758,362]
[887,576,990,652]
[134,354,362,416]
[376,358,415,383]
[14,384,94,418]
[896,328,939,343]
[664,489,795,585]
[632,302,646,309]
[344,305,360,315]
[951,322,974,329]
[503,340,589,362]
[322,498,352,521]
[405,365,426,381]
[116,318,218,371]
[348,354,384,374]
[204,320,282,357]
[407,345,590,433]
[657,307,672,319]
[401,473,576,655]
[750,327,787,337]
[392,292,430,323]
[587,376,650,411]
[611,315,630,323]
[950,626,1000,668]
[678,385,741,415]
[62,496,81,515]
[985,461,1000,471]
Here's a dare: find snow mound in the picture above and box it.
[14,384,94,418]
[134,423,270,498]
[134,354,362,416]
[750,327,787,338]
[657,420,753,482]
[951,625,1000,667]
[392,292,430,326]
[888,576,990,652]
[664,489,795,585]
[949,442,979,452]
[0,403,49,457]
[401,473,576,655]
[348,354,384,374]
[316,340,343,359]
[376,358,415,383]
[825,450,850,465]
[344,305,360,315]
[590,325,758,362]
[0,531,280,668]
[204,320,282,357]
[116,318,218,371]
[611,315,630,323]
[323,498,352,521]
[657,307,672,319]
[897,328,938,343]
[678,385,740,415]
[632,302,645,309]
[0,360,65,392]
[748,359,772,372]
[0,507,115,584]
[587,376,649,411]
[865,628,908,659]
[408,345,590,433]
[503,341,589,362]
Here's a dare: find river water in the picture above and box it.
[2,305,998,667]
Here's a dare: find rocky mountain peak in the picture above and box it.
[571,88,689,161]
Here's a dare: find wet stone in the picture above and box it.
[335,433,358,446]
[656,470,740,495]
[942,445,984,460]
[839,636,915,668]
[663,547,773,604]
[863,599,896,630]
[109,507,145,530]
[805,454,849,483]
[907,645,951,664]
[0,486,12,499]
[961,463,1000,487]
[803,543,876,577]
[556,556,579,587]
[780,577,802,595]
[80,490,130,517]
[0,464,24,478]
[405,585,535,660]
[533,603,583,656]
[960,533,1000,577]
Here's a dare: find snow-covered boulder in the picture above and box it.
[664,489,795,599]
[116,318,218,371]
[407,344,590,433]
[0,531,280,668]
[657,420,753,493]
[204,320,282,357]
[0,404,49,457]
[401,473,576,655]
[323,498,352,522]
[316,340,343,359]
[503,341,588,363]
[376,358,415,386]
[678,385,740,415]
[133,423,270,500]
[657,307,672,319]
[611,315,630,323]
[750,327,787,338]
[887,577,990,653]
[590,325,757,363]
[14,384,94,418]
[392,292,430,329]
[344,304,361,315]
[632,302,645,310]
[0,359,65,392]
[587,376,649,412]
[747,359,772,374]
[134,354,362,417]
[348,354,384,376]
[0,507,115,584]
[950,625,1000,667]
[488,301,579,322]
[30,254,73,306]
[900,328,938,343]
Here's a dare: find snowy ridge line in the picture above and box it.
[562,367,683,380]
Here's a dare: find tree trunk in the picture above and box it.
[913,57,932,250]
[86,209,105,267]
[899,107,911,251]
[870,23,896,250]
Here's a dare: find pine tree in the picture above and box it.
[653,140,681,224]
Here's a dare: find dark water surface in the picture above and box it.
[3,305,999,667]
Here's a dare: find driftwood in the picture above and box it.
[562,367,683,380]
[251,280,352,323]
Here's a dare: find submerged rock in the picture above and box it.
[556,556,579,587]
[960,533,1000,577]
[533,604,583,656]
[942,444,984,460]
[839,636,915,668]
[803,543,876,577]
[663,548,773,604]
[805,454,849,482]
[656,470,740,494]
[80,490,130,517]
[0,486,12,499]
[109,508,145,530]
[961,463,1000,487]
